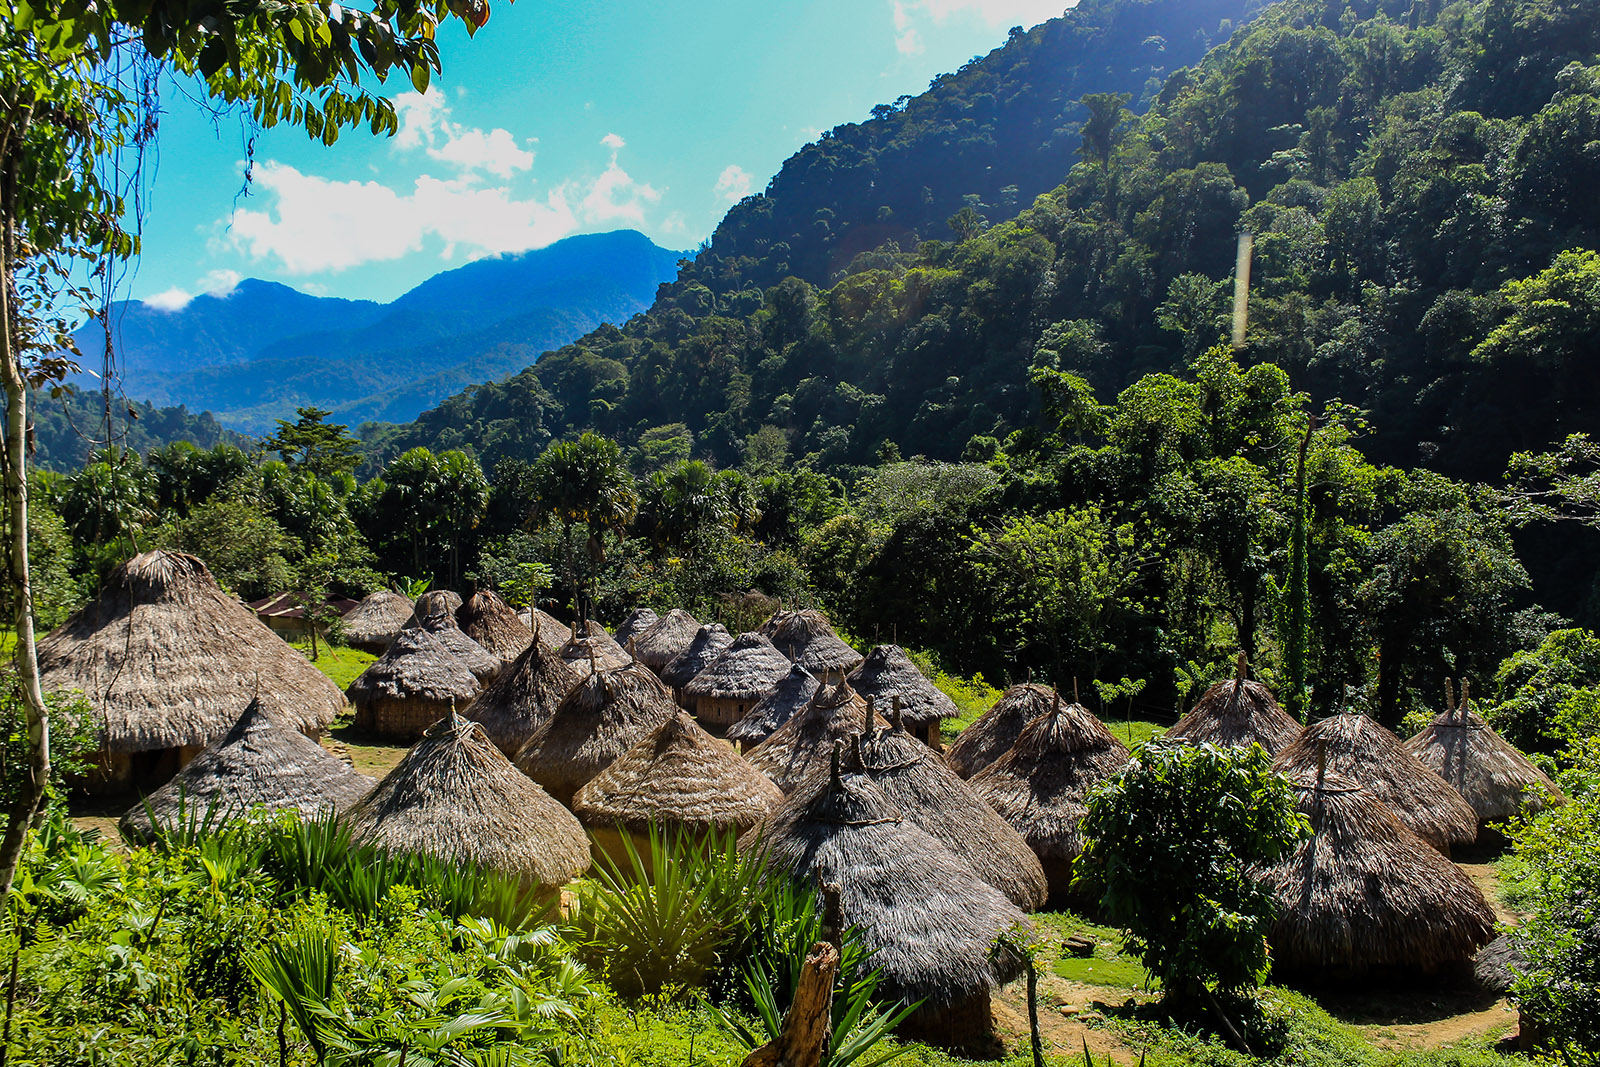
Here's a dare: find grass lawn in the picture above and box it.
[293,640,376,689]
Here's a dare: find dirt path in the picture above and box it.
[991,973,1139,1064]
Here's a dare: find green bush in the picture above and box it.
[1486,628,1600,753]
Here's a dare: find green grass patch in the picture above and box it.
[1056,954,1151,988]
[293,641,375,689]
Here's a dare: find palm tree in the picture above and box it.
[530,433,637,621]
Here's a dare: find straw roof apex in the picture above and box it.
[684,632,793,701]
[461,636,582,757]
[768,609,863,674]
[945,683,1058,780]
[614,608,661,649]
[456,589,534,663]
[727,663,821,746]
[847,644,958,728]
[1168,665,1302,755]
[1405,688,1565,825]
[406,589,463,625]
[560,621,631,674]
[745,676,889,794]
[346,626,482,706]
[659,623,734,690]
[341,589,415,649]
[630,608,703,671]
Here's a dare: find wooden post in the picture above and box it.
[741,941,840,1067]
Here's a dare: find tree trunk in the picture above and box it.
[741,941,839,1067]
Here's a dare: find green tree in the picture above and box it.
[529,433,637,621]
[260,406,363,477]
[156,497,297,601]
[1078,91,1132,170]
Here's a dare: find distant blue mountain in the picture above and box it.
[75,230,684,433]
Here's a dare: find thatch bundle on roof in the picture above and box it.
[945,683,1058,780]
[768,609,863,674]
[614,608,661,649]
[346,713,589,886]
[848,645,957,747]
[746,678,889,794]
[966,695,1131,898]
[858,717,1048,909]
[683,632,793,730]
[456,590,533,662]
[37,549,347,790]
[1405,683,1565,828]
[347,627,482,740]
[727,664,819,751]
[659,624,733,694]
[1275,713,1478,853]
[560,621,631,673]
[744,744,1031,1049]
[340,590,415,654]
[416,610,500,684]
[461,637,581,757]
[631,608,702,672]
[1167,654,1301,755]
[119,696,374,841]
[1259,767,1495,977]
[515,661,679,804]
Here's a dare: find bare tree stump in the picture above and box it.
[742,941,840,1067]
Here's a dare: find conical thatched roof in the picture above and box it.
[858,718,1048,909]
[945,684,1058,780]
[417,610,500,684]
[659,623,733,690]
[1474,934,1523,994]
[727,664,820,747]
[572,711,783,833]
[757,609,795,637]
[768,609,863,674]
[966,696,1131,896]
[560,621,631,673]
[340,590,415,652]
[346,626,482,710]
[744,745,1030,1021]
[631,608,702,671]
[119,697,374,841]
[456,590,533,662]
[1259,767,1495,975]
[1168,658,1302,755]
[1405,693,1565,826]
[36,550,346,752]
[1275,713,1478,852]
[407,589,462,624]
[746,678,889,794]
[684,632,793,702]
[346,713,590,885]
[521,608,572,653]
[614,608,661,649]
[847,645,957,729]
[515,661,679,804]
[460,637,582,757]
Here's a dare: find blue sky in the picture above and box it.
[133,0,1071,310]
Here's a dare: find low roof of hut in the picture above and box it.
[515,661,680,803]
[659,624,733,690]
[346,626,481,709]
[631,608,702,671]
[461,636,581,757]
[744,744,1031,1014]
[945,683,1058,780]
[1405,686,1565,824]
[684,632,793,702]
[346,713,590,886]
[769,610,863,674]
[456,590,533,662]
[522,608,572,652]
[757,609,796,637]
[560,620,631,673]
[1474,934,1524,995]
[1259,767,1495,974]
[966,696,1131,875]
[36,549,346,753]
[119,696,374,841]
[1274,713,1478,851]
[416,610,500,683]
[614,608,661,649]
[727,664,820,747]
[1167,655,1302,755]
[572,710,783,833]
[340,589,416,649]
[407,589,462,624]
[746,678,889,794]
[847,645,958,728]
[858,716,1048,909]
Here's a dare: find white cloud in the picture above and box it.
[144,287,194,311]
[891,0,1067,52]
[714,164,754,204]
[578,160,661,225]
[601,132,625,151]
[393,91,534,179]
[199,269,241,295]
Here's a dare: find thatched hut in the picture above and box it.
[36,549,347,791]
[1168,655,1302,755]
[614,608,661,649]
[945,683,1058,780]
[768,609,863,675]
[659,623,733,698]
[456,590,533,663]
[340,589,416,654]
[727,664,819,752]
[519,608,572,653]
[119,696,374,841]
[746,677,889,794]
[966,695,1131,898]
[407,589,463,624]
[1275,713,1478,853]
[848,645,957,748]
[744,744,1031,1050]
[1473,934,1523,995]
[859,716,1048,909]
[1259,766,1495,978]
[573,710,783,863]
[346,712,589,886]
[560,620,631,674]
[416,610,500,684]
[460,637,581,757]
[756,609,795,637]
[683,632,794,732]
[515,661,680,804]
[631,608,702,672]
[1405,683,1565,829]
[346,627,482,741]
